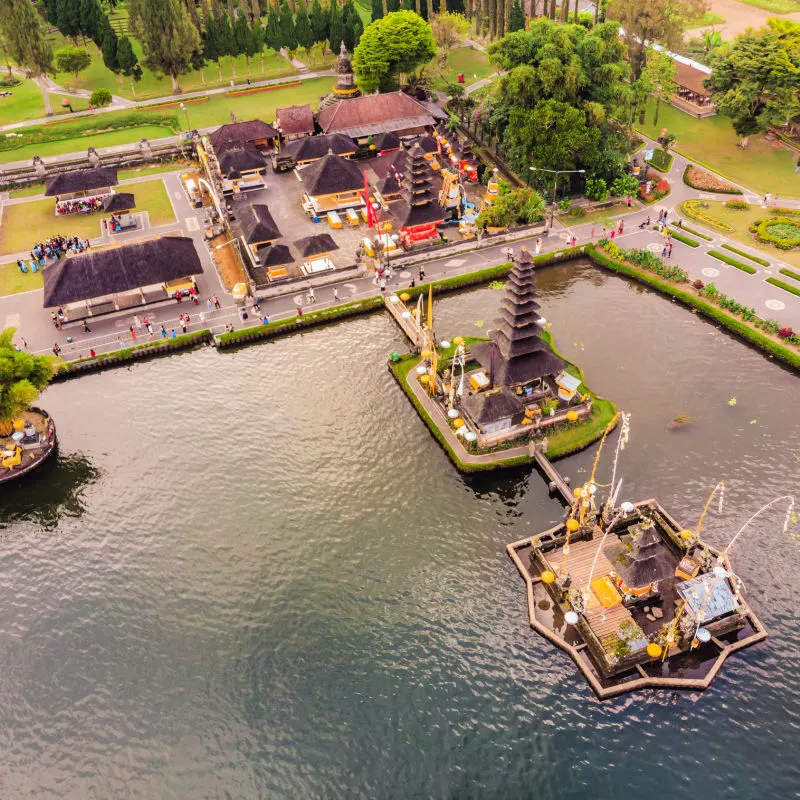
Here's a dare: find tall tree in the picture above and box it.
[185,0,202,30]
[371,0,383,20]
[116,35,141,78]
[99,17,119,69]
[54,46,92,86]
[128,0,202,93]
[45,0,58,24]
[234,7,261,71]
[607,0,707,79]
[328,0,343,50]
[310,0,327,41]
[707,19,800,140]
[278,0,297,48]
[344,8,364,50]
[430,11,468,74]
[643,48,676,127]
[79,0,103,42]
[508,0,524,32]
[353,9,436,91]
[295,0,315,56]
[263,7,281,49]
[0,328,56,430]
[56,0,82,38]
[0,0,54,74]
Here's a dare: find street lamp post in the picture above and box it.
[529,166,586,229]
[179,102,191,132]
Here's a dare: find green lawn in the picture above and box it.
[436,47,495,88]
[8,183,47,199]
[0,177,173,255]
[636,97,800,196]
[562,206,627,227]
[685,11,725,28]
[46,28,297,101]
[50,94,91,115]
[736,0,800,11]
[677,200,800,269]
[2,124,175,163]
[0,78,46,126]
[0,261,44,297]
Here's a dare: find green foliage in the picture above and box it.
[89,87,113,107]
[666,228,700,247]
[475,184,545,228]
[279,0,298,50]
[707,20,800,137]
[585,177,609,201]
[753,217,800,250]
[610,173,640,197]
[680,200,734,231]
[328,0,343,54]
[99,17,119,71]
[674,222,712,240]
[353,10,436,93]
[128,0,201,88]
[707,250,758,274]
[645,147,673,172]
[294,0,315,52]
[720,243,770,265]
[597,239,690,282]
[310,0,328,42]
[343,4,364,52]
[0,328,55,423]
[371,0,383,21]
[508,0,525,32]
[54,46,92,84]
[779,267,800,283]
[725,199,750,210]
[0,0,53,74]
[116,36,141,78]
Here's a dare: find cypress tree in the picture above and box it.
[116,35,140,77]
[99,18,119,69]
[0,0,54,74]
[508,0,524,31]
[278,0,297,49]
[295,0,314,54]
[370,0,382,21]
[343,11,362,51]
[263,7,280,49]
[56,0,82,38]
[79,0,102,42]
[327,0,343,50]
[309,0,326,43]
[45,0,58,24]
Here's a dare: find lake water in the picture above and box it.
[1,261,799,798]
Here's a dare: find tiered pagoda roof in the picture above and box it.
[392,142,445,229]
[470,261,566,386]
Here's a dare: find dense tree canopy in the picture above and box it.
[0,0,53,74]
[353,10,436,92]
[0,328,55,426]
[54,46,92,85]
[707,19,800,137]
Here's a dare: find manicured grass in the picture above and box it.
[2,124,175,163]
[736,0,800,11]
[766,277,800,298]
[45,28,297,101]
[645,147,673,172]
[678,200,800,269]
[721,243,770,266]
[0,78,46,125]
[0,178,173,255]
[686,11,725,27]
[119,161,195,181]
[0,261,44,297]
[562,206,626,227]
[674,222,712,241]
[8,184,47,199]
[667,228,700,247]
[636,97,799,197]
[437,47,495,88]
[707,250,758,274]
[50,94,91,115]
[779,267,800,283]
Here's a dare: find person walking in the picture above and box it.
[181,317,188,334]
[618,220,624,234]
[89,348,96,358]
[146,322,154,339]
[170,329,177,339]
[661,244,668,258]
[590,227,595,239]
[160,325,168,338]
[83,320,91,333]
[52,343,61,357]
[535,237,542,255]
[262,315,269,325]
[627,195,632,208]
[763,192,771,207]
[308,287,316,304]
[419,266,425,281]
[207,298,213,311]
[296,307,303,318]
[199,312,205,324]
[333,287,340,302]
[130,325,137,341]
[379,279,386,294]
[118,336,126,350]
[610,229,616,240]
[213,295,221,310]
[667,242,673,259]
[133,315,142,330]
[570,234,577,246]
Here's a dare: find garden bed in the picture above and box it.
[645,148,673,172]
[682,164,742,194]
[707,250,757,274]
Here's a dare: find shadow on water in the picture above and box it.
[0,449,99,530]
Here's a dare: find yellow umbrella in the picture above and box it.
[400,293,410,301]
[566,410,579,422]
[566,518,580,533]
[541,570,555,584]
[646,642,663,658]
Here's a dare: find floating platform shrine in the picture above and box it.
[0,407,57,485]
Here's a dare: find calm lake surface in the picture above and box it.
[1,261,799,798]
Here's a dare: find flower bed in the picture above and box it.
[751,217,800,250]
[137,96,208,111]
[227,80,301,97]
[44,114,97,126]
[597,240,689,282]
[725,199,750,210]
[679,200,734,231]
[639,178,670,204]
[682,164,742,194]
[770,207,800,217]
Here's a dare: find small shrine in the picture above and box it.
[319,41,361,110]
[392,142,446,248]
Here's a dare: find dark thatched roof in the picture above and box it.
[102,193,135,212]
[208,119,277,150]
[369,149,406,180]
[469,341,566,385]
[283,133,356,162]
[255,243,293,267]
[417,135,439,154]
[241,204,281,245]
[276,104,315,136]
[216,141,267,178]
[463,388,523,425]
[373,131,401,152]
[42,237,203,307]
[45,167,118,196]
[616,553,674,590]
[293,233,339,258]
[300,152,364,197]
[317,91,436,137]
[392,199,446,229]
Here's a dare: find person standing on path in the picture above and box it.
[590,227,595,239]
[161,325,168,338]
[419,266,425,281]
[146,322,154,339]
[83,320,91,333]
[213,295,221,310]
[535,237,542,255]
[763,192,771,207]
[130,325,137,341]
[52,343,61,357]
[661,243,668,258]
[627,196,632,208]
[133,315,141,330]
[380,279,386,295]
[668,242,673,259]
[296,307,303,319]
[333,287,339,302]
[308,287,316,304]
[170,329,177,339]
[181,317,188,334]
[207,298,213,311]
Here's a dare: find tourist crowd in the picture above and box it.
[25,236,91,266]
[55,196,108,215]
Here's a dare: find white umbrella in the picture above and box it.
[464,431,477,442]
[440,340,450,348]
[389,295,400,304]
[696,628,711,643]
[564,611,579,625]
[447,409,459,419]
[416,365,427,375]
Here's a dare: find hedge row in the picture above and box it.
[227,80,301,96]
[667,228,700,247]
[585,246,800,371]
[779,267,800,283]
[720,243,770,266]
[766,278,800,299]
[137,96,208,111]
[54,329,212,379]
[707,250,758,274]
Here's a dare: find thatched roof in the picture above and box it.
[616,553,674,590]
[283,133,357,162]
[674,60,712,96]
[42,237,203,307]
[102,193,135,212]
[317,91,436,137]
[300,152,363,197]
[216,141,267,178]
[469,341,566,385]
[463,388,523,424]
[276,104,315,136]
[256,243,293,266]
[45,167,118,196]
[208,119,277,150]
[417,135,439,154]
[419,100,449,121]
[293,233,339,258]
[392,199,446,229]
[241,204,281,245]
[373,131,401,152]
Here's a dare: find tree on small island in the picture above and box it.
[0,329,56,436]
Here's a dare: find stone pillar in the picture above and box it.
[87,146,100,167]
[33,155,46,179]
[139,138,153,161]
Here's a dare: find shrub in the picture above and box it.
[89,88,113,107]
[766,277,800,298]
[597,240,689,282]
[558,198,572,212]
[680,200,734,231]
[585,177,608,201]
[770,207,800,216]
[707,250,757,274]
[779,267,800,283]
[667,229,700,247]
[682,165,741,194]
[725,199,750,210]
[675,222,712,241]
[646,148,673,172]
[754,217,800,250]
[778,327,795,340]
[692,279,705,290]
[567,205,587,218]
[720,243,769,266]
[610,174,640,197]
